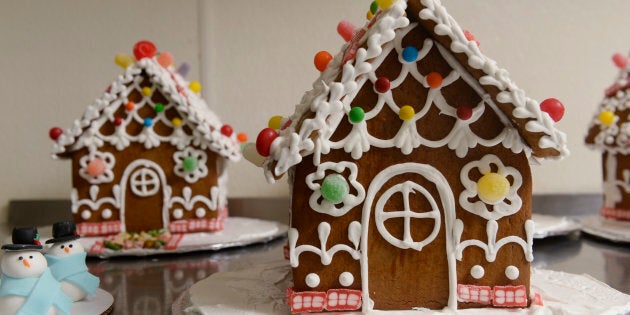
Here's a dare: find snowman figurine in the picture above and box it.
[45,221,99,302]
[0,227,72,315]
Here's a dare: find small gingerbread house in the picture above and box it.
[50,41,242,236]
[249,0,568,312]
[585,52,630,221]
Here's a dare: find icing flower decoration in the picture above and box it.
[459,155,522,221]
[593,109,620,146]
[305,162,365,217]
[78,151,115,184]
[173,147,208,183]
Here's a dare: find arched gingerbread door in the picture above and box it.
[361,163,456,311]
[120,159,168,232]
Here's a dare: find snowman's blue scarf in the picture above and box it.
[45,252,99,296]
[0,268,72,315]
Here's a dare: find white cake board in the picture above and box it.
[181,260,630,315]
[581,215,630,243]
[532,214,581,239]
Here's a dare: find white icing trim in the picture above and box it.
[454,219,534,263]
[305,162,365,217]
[167,186,219,213]
[288,221,361,267]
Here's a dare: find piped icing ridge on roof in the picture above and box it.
[50,45,241,161]
[258,0,568,181]
[585,52,630,154]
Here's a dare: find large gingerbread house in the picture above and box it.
[250,0,568,312]
[50,41,242,236]
[585,51,630,221]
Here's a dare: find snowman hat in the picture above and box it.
[1,227,43,251]
[45,221,81,244]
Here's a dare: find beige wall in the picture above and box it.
[1,0,627,223]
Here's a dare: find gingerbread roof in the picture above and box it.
[50,43,241,161]
[585,52,630,153]
[257,0,568,181]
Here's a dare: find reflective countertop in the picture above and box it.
[3,195,630,314]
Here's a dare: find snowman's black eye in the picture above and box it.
[61,245,65,249]
[29,256,33,259]
[18,256,23,260]
[69,244,73,248]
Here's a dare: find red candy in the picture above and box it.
[49,127,63,140]
[426,72,443,89]
[613,53,628,69]
[540,98,565,122]
[220,125,234,137]
[375,77,390,93]
[114,117,123,126]
[314,51,333,72]
[256,128,279,157]
[337,20,356,42]
[133,40,157,60]
[157,51,174,68]
[457,105,473,120]
[463,30,480,46]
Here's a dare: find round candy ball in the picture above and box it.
[142,87,152,97]
[189,81,202,94]
[157,51,174,68]
[143,118,153,127]
[321,174,349,204]
[426,72,443,89]
[402,46,418,63]
[49,127,63,140]
[268,116,284,130]
[172,118,182,127]
[539,98,565,122]
[314,51,333,72]
[375,77,390,93]
[87,158,106,177]
[613,53,628,69]
[237,132,248,143]
[125,101,135,111]
[477,172,510,203]
[370,1,379,14]
[337,20,356,42]
[133,40,157,60]
[376,0,394,10]
[155,103,165,113]
[398,105,415,121]
[256,128,279,157]
[221,124,233,137]
[599,110,616,127]
[349,107,365,123]
[114,117,123,126]
[183,156,198,172]
[457,105,473,120]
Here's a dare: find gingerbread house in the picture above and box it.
[249,0,568,312]
[50,41,243,236]
[585,52,630,221]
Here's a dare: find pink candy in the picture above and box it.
[157,52,174,68]
[337,20,356,42]
[613,53,628,69]
[87,158,106,177]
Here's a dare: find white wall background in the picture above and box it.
[0,0,626,223]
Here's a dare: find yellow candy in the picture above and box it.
[141,87,152,96]
[599,110,616,126]
[189,81,202,94]
[268,116,283,130]
[366,10,374,20]
[376,0,395,10]
[114,53,135,69]
[172,118,182,127]
[398,105,415,121]
[477,173,510,203]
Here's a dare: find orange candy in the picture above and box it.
[237,132,248,143]
[426,72,443,89]
[314,51,333,72]
[125,101,135,111]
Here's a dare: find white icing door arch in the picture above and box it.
[360,163,457,311]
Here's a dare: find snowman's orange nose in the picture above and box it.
[64,247,70,253]
[22,259,30,268]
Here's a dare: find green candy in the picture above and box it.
[349,107,365,124]
[370,1,379,14]
[155,103,165,113]
[183,156,198,172]
[321,174,349,204]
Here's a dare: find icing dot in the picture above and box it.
[87,158,106,177]
[174,270,184,281]
[196,270,207,280]
[157,51,174,68]
[49,127,63,140]
[470,265,485,279]
[402,46,418,63]
[599,110,616,126]
[337,20,356,42]
[81,210,91,220]
[237,132,248,143]
[305,273,320,288]
[114,53,135,69]
[221,125,234,137]
[143,118,153,127]
[320,174,349,204]
[125,101,135,111]
[268,116,284,130]
[256,128,279,157]
[613,53,628,69]
[101,208,112,219]
[398,105,415,121]
[540,98,565,122]
[172,118,182,127]
[141,87,152,96]
[457,105,473,120]
[183,156,198,172]
[155,103,165,113]
[189,81,202,94]
[133,40,157,60]
[195,208,206,218]
[477,172,510,203]
[173,209,183,219]
[376,0,394,9]
[374,77,391,93]
[426,72,443,89]
[339,272,354,287]
[348,107,365,124]
[114,117,123,126]
[505,265,519,280]
[314,51,333,72]
[366,10,374,20]
[370,1,379,14]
